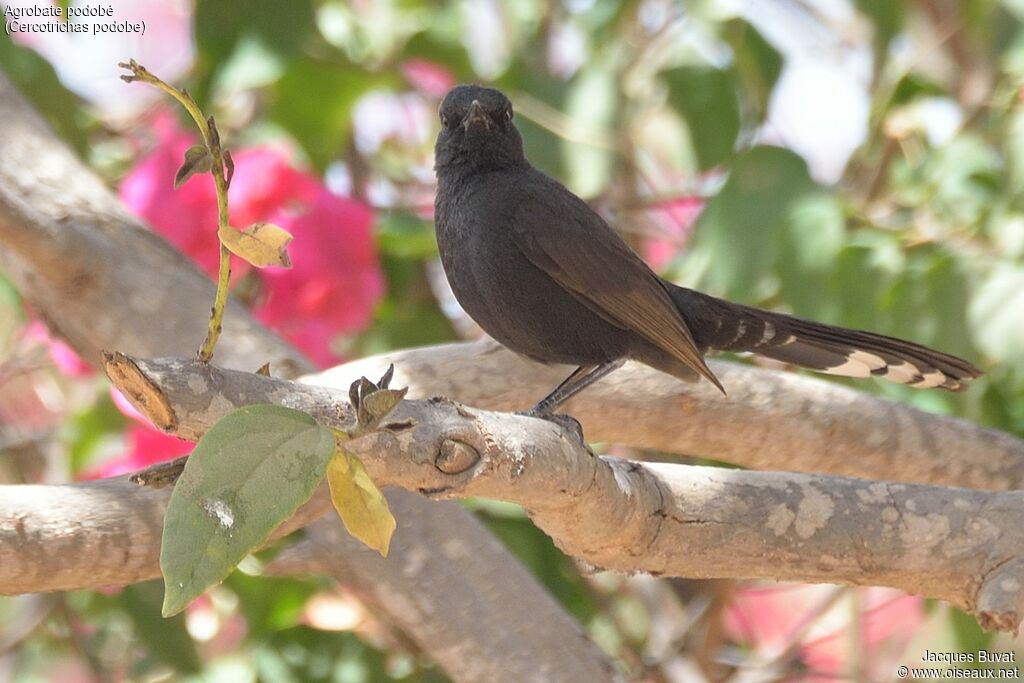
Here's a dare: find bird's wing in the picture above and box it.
[510,180,724,393]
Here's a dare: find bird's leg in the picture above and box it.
[526,359,626,417]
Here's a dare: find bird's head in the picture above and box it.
[435,84,526,175]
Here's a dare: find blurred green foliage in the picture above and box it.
[2,0,1024,679]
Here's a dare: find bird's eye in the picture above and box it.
[440,113,449,127]
[505,108,513,121]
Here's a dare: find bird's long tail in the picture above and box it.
[668,285,982,391]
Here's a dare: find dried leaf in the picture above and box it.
[218,223,293,269]
[326,450,396,557]
[224,149,235,189]
[360,387,407,427]
[174,145,212,189]
[378,364,395,390]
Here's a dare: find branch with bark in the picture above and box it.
[327,341,1024,491]
[94,352,1024,633]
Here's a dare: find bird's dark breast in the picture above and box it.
[435,175,631,365]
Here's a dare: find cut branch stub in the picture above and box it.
[102,351,176,431]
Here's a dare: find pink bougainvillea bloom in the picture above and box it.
[110,387,147,424]
[401,58,457,98]
[643,195,704,272]
[258,190,384,367]
[22,320,93,377]
[120,116,384,367]
[225,147,321,230]
[83,425,191,480]
[723,584,922,681]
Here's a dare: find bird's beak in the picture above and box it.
[462,99,492,132]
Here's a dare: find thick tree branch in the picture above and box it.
[0,479,332,593]
[12,340,1020,609]
[328,342,1024,490]
[0,69,616,683]
[96,354,1024,632]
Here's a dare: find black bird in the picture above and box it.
[433,84,982,416]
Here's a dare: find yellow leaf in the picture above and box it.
[218,223,293,268]
[326,450,396,557]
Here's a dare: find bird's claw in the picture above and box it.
[516,409,587,446]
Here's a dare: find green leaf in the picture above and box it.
[786,193,846,271]
[834,234,905,329]
[721,18,782,119]
[664,65,741,169]
[776,193,847,319]
[326,450,396,557]
[685,146,817,298]
[917,251,974,357]
[160,405,334,617]
[969,264,1024,370]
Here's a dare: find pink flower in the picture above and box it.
[723,584,923,681]
[401,59,456,97]
[22,320,92,377]
[257,191,384,366]
[110,387,147,424]
[226,148,320,230]
[119,116,384,367]
[642,196,704,272]
[83,426,191,480]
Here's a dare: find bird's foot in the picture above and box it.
[516,408,587,445]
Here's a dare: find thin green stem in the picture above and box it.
[119,59,232,362]
[201,243,232,361]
